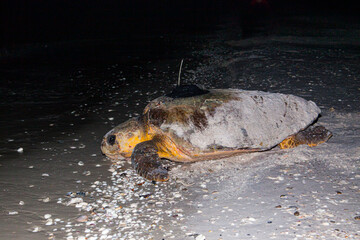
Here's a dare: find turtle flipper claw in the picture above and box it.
[131,141,169,182]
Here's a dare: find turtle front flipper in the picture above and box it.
[279,126,332,149]
[131,140,169,182]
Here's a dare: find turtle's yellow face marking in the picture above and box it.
[101,118,145,159]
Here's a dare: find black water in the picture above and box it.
[0,0,240,160]
[0,29,216,159]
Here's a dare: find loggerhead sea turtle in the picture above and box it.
[101,85,332,182]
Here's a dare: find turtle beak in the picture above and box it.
[100,137,112,157]
[100,138,108,155]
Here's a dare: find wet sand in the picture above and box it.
[1,14,360,240]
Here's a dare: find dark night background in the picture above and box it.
[0,1,360,239]
[1,0,359,47]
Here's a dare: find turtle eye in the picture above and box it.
[107,135,116,145]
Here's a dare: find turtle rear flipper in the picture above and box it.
[279,126,332,149]
[131,140,169,182]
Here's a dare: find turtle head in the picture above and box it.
[101,118,143,159]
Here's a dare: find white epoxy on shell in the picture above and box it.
[162,89,320,150]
